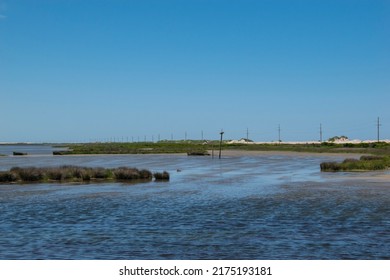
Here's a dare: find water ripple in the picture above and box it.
[0,154,389,259]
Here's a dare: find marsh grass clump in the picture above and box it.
[69,166,91,180]
[53,151,72,155]
[13,152,27,156]
[46,168,64,181]
[342,158,359,163]
[0,171,17,183]
[153,171,170,181]
[321,156,390,172]
[113,167,141,180]
[49,166,92,181]
[0,166,161,184]
[187,150,210,156]
[139,169,153,179]
[360,155,384,161]
[91,167,111,179]
[320,162,341,172]
[12,167,44,181]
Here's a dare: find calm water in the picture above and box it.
[0,144,64,156]
[0,148,389,259]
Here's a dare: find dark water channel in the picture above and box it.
[0,150,389,259]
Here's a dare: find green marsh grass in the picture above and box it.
[0,166,169,184]
[56,141,390,156]
[153,171,170,181]
[320,156,390,172]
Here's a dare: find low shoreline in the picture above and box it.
[3,141,389,158]
[216,149,365,158]
[2,149,367,158]
[2,150,365,158]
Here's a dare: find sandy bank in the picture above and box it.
[215,149,365,158]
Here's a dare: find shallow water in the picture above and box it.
[0,144,63,156]
[0,151,389,259]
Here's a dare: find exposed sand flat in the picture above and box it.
[342,173,390,182]
[214,149,364,158]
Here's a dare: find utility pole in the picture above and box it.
[246,128,249,140]
[278,125,281,143]
[219,130,224,159]
[377,117,381,143]
[320,123,323,143]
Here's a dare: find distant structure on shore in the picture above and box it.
[227,138,390,145]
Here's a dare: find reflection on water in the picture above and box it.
[0,151,389,259]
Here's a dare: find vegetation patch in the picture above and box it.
[0,166,169,184]
[55,141,214,155]
[153,171,170,181]
[320,156,390,172]
[0,172,18,183]
[53,151,71,155]
[113,167,153,180]
[55,141,390,156]
[187,151,210,156]
[13,152,28,156]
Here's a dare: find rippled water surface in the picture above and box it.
[0,149,389,259]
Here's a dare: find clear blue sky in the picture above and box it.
[1,0,389,142]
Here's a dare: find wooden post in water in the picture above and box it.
[377,117,381,143]
[219,130,224,159]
